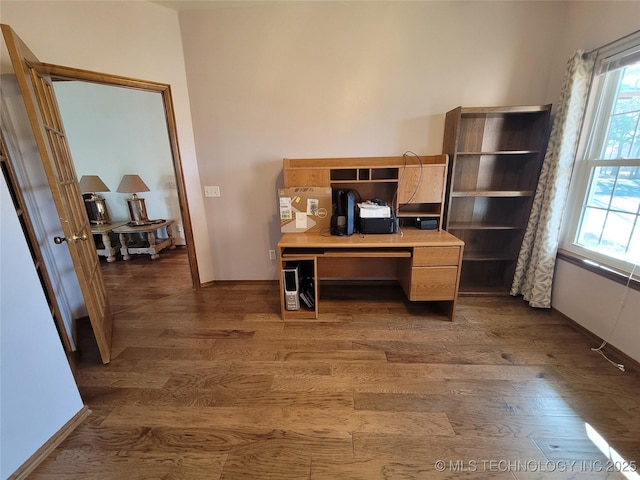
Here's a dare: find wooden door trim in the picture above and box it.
[42,63,200,290]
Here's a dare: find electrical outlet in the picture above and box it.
[204,186,220,197]
[269,249,276,260]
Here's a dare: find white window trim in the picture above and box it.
[561,31,640,279]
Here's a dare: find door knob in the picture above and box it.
[53,233,88,244]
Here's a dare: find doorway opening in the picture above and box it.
[46,64,200,294]
[54,80,196,313]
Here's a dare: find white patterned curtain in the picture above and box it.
[510,50,597,308]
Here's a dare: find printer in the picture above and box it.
[357,199,399,234]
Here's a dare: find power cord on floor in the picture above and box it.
[590,261,638,372]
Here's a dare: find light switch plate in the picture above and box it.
[204,186,220,197]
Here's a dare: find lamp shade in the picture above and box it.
[117,174,150,194]
[79,175,110,193]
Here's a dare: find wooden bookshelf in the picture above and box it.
[442,105,551,295]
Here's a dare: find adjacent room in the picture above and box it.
[1,1,638,479]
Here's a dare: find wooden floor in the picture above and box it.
[98,246,194,315]
[30,250,640,479]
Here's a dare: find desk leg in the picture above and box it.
[102,232,117,263]
[119,233,131,261]
[148,230,160,260]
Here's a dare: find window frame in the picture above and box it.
[561,32,640,280]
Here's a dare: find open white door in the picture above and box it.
[2,24,112,363]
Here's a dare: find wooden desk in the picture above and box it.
[278,229,464,320]
[90,221,128,263]
[113,220,175,260]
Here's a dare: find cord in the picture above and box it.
[393,151,423,210]
[592,348,625,372]
[590,261,638,372]
[397,151,423,209]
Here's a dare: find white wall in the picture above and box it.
[179,1,567,280]
[1,174,84,479]
[1,0,214,282]
[54,81,186,244]
[546,1,640,364]
[553,262,639,364]
[543,1,640,106]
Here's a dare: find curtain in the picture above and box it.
[510,50,597,308]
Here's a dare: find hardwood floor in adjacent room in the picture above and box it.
[99,246,194,314]
[30,259,639,479]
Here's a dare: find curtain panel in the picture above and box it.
[510,50,597,308]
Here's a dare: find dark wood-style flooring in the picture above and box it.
[30,249,639,479]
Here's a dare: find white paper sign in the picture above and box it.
[279,197,292,220]
[295,212,308,229]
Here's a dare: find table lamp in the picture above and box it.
[79,175,111,225]
[117,174,151,225]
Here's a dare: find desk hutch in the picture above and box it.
[277,155,464,320]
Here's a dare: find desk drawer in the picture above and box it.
[409,266,458,300]
[413,247,461,266]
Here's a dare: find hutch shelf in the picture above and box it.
[283,154,449,229]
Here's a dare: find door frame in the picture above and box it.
[43,63,201,290]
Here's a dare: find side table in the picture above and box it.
[90,221,128,263]
[113,219,176,260]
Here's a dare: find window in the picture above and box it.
[563,33,640,278]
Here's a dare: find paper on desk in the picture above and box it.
[358,202,391,218]
[280,197,292,220]
[296,212,308,229]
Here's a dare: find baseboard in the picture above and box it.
[553,308,640,374]
[8,405,91,480]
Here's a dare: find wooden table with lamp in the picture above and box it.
[111,174,175,260]
[79,174,125,263]
[113,219,176,260]
[90,220,128,262]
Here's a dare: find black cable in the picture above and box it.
[398,150,423,209]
